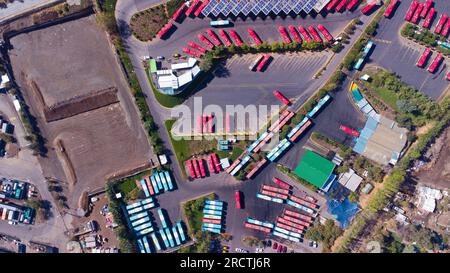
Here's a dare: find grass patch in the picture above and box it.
[114,170,152,201]
[372,87,399,111]
[166,0,184,17]
[130,4,168,42]
[182,193,215,237]
[147,74,186,108]
[229,147,243,162]
[165,119,190,178]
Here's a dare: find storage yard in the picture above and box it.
[8,16,152,210]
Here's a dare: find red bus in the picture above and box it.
[229,30,243,46]
[339,125,360,137]
[207,154,216,174]
[361,3,377,15]
[244,222,271,233]
[260,190,288,200]
[197,34,214,49]
[384,0,399,18]
[308,26,322,43]
[248,28,262,45]
[235,191,242,209]
[420,0,433,18]
[202,114,207,132]
[276,222,303,234]
[212,153,221,172]
[272,177,291,189]
[298,26,313,42]
[317,24,333,42]
[284,209,313,223]
[427,53,443,73]
[441,18,450,37]
[290,195,318,210]
[435,14,448,34]
[278,26,292,43]
[157,23,173,39]
[256,54,271,71]
[326,0,340,11]
[182,47,202,58]
[335,0,348,13]
[192,159,201,178]
[194,0,209,17]
[346,0,360,11]
[273,90,290,106]
[262,185,290,195]
[172,3,186,22]
[281,215,310,227]
[422,8,436,29]
[405,0,419,21]
[208,113,213,133]
[185,0,200,17]
[411,3,424,24]
[277,217,306,230]
[187,160,196,178]
[288,25,302,43]
[188,41,207,53]
[206,29,222,46]
[198,159,206,177]
[218,30,232,47]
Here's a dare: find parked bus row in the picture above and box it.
[202,200,225,234]
[157,221,187,250]
[186,158,207,179]
[141,171,174,197]
[327,0,361,13]
[245,217,274,233]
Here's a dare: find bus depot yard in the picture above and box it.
[0,0,449,254]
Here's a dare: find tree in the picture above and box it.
[96,12,117,34]
[305,219,342,251]
[348,192,359,203]
[199,57,214,72]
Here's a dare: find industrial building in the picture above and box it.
[150,58,201,95]
[294,150,336,191]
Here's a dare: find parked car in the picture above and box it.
[282,246,287,253]
[272,242,278,250]
[277,244,282,253]
[235,248,249,253]
[266,240,272,247]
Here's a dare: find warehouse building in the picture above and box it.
[294,150,336,192]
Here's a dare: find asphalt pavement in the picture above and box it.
[369,0,450,100]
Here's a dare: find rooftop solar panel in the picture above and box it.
[282,0,294,13]
[272,1,283,14]
[251,1,265,16]
[293,1,304,13]
[242,2,255,16]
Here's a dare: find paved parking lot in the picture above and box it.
[180,52,331,118]
[369,0,450,100]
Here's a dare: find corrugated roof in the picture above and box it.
[294,150,335,188]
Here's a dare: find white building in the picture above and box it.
[338,168,363,192]
[154,58,201,95]
[416,186,443,213]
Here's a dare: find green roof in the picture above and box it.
[149,59,157,73]
[293,150,336,188]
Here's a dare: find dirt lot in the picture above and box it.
[9,16,152,210]
[416,127,450,190]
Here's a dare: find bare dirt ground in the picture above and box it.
[9,15,152,211]
[416,127,450,190]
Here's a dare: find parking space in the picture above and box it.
[369,0,450,100]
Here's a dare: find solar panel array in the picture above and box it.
[201,0,321,17]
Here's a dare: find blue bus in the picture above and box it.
[134,222,152,232]
[205,200,223,206]
[158,209,167,228]
[137,238,145,253]
[129,212,148,222]
[204,204,223,211]
[210,20,230,27]
[142,236,152,253]
[131,216,150,227]
[159,172,169,192]
[150,175,160,194]
[159,228,170,249]
[176,221,186,242]
[203,209,222,216]
[137,227,154,237]
[164,171,174,191]
[165,228,175,248]
[172,226,181,246]
[150,232,161,251]
[140,179,150,197]
[154,174,163,190]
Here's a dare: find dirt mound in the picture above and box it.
[29,80,119,122]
